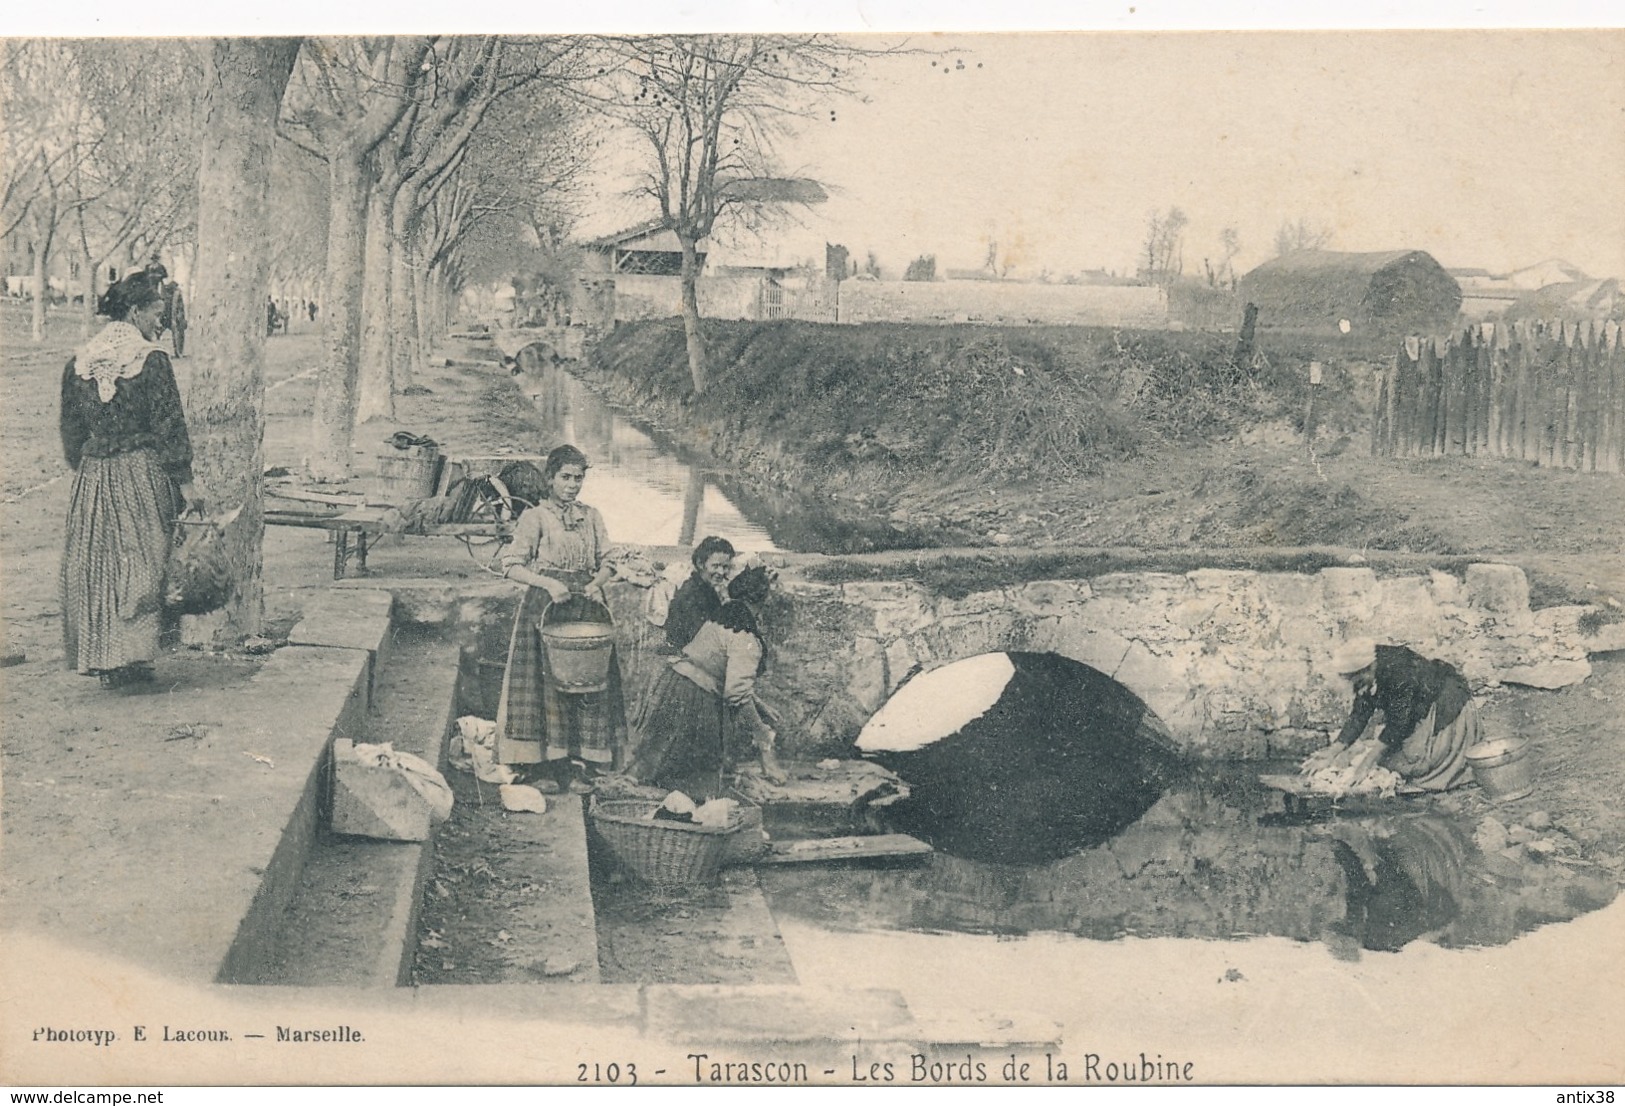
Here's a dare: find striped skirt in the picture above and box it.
[61,450,178,674]
[627,665,737,798]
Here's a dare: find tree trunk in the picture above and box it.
[308,151,370,480]
[678,233,707,394]
[388,190,420,393]
[355,183,395,425]
[81,240,96,338]
[413,259,433,368]
[186,36,300,644]
[30,228,47,342]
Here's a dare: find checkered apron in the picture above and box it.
[60,450,178,674]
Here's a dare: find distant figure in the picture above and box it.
[308,300,318,323]
[266,296,280,337]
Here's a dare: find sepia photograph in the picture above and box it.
[2,5,1623,1092]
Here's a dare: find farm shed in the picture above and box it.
[581,221,704,277]
[1239,249,1461,334]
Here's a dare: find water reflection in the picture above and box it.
[1323,818,1471,954]
[516,354,778,551]
[760,771,1618,956]
[514,353,909,554]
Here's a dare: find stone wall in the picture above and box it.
[838,279,1170,328]
[746,561,1601,761]
[375,558,1611,763]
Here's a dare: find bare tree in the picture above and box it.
[1274,216,1334,257]
[355,37,502,424]
[67,41,208,335]
[186,38,302,642]
[407,62,594,343]
[1208,225,1241,288]
[1140,206,1188,287]
[1,40,103,340]
[601,35,869,394]
[279,36,430,481]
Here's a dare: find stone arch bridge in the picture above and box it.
[382,550,1617,762]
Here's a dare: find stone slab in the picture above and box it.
[644,984,914,1043]
[235,635,469,987]
[287,589,395,663]
[407,983,645,1027]
[331,738,435,842]
[0,642,370,986]
[490,793,601,984]
[215,645,374,983]
[1502,659,1592,689]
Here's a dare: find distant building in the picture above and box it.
[1238,249,1461,334]
[1503,277,1623,323]
[1504,258,1589,291]
[1448,260,1607,321]
[580,221,705,277]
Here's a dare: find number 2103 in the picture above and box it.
[579,1061,638,1085]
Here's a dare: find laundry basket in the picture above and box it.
[588,799,748,886]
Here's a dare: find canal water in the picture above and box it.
[516,356,894,554]
[759,766,1618,956]
[507,351,1616,971]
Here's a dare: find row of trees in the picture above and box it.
[1139,208,1336,289]
[3,34,863,641]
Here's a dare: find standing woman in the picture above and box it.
[60,269,204,689]
[495,444,627,793]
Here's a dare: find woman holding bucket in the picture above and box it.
[1301,639,1480,792]
[495,444,627,793]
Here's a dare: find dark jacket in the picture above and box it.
[664,573,722,650]
[1336,644,1471,750]
[60,351,193,484]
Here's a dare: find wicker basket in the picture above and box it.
[588,799,748,886]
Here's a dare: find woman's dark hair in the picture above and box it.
[727,564,772,605]
[691,535,736,569]
[97,269,164,320]
[542,444,590,488]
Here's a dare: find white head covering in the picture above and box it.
[1330,638,1377,675]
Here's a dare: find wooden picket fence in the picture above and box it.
[1371,318,1625,473]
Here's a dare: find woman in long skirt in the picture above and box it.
[494,444,628,793]
[630,564,787,798]
[60,269,203,689]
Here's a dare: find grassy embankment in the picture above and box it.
[582,317,1392,543]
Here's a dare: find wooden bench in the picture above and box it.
[265,489,510,579]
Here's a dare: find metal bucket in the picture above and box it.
[541,621,615,694]
[1465,737,1535,802]
[373,442,440,503]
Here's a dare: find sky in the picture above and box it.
[586,30,1625,282]
[13,6,1625,284]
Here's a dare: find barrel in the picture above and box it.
[373,442,440,504]
[1465,737,1534,802]
[541,621,615,694]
